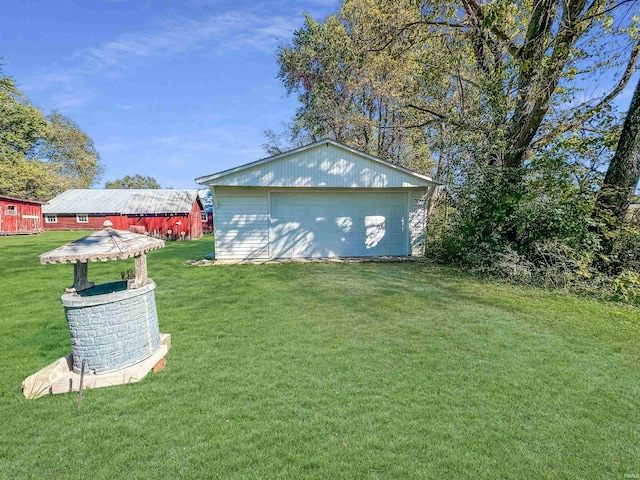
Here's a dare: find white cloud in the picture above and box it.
[48,90,93,111]
[82,12,298,72]
[22,8,301,107]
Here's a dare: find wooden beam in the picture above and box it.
[70,262,94,292]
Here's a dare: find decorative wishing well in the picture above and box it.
[23,221,171,399]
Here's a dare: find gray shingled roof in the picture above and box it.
[40,227,165,264]
[43,189,200,215]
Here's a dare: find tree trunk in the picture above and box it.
[597,78,640,222]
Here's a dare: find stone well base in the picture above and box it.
[22,333,171,399]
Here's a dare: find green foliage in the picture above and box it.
[273,1,436,173]
[105,174,161,189]
[0,70,102,200]
[428,157,640,302]
[0,158,58,201]
[38,112,103,190]
[0,75,46,161]
[611,269,640,304]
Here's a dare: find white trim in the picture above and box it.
[267,190,272,258]
[6,205,17,216]
[200,211,208,221]
[76,214,89,223]
[210,185,219,209]
[406,191,412,256]
[45,214,58,223]
[195,139,442,186]
[21,215,40,219]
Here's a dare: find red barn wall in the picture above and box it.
[126,215,188,239]
[202,212,213,233]
[42,200,203,239]
[126,201,203,240]
[43,215,128,231]
[0,199,43,235]
[190,200,203,239]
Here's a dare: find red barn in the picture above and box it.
[0,195,45,235]
[201,211,213,233]
[42,189,203,240]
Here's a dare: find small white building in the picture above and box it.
[196,139,440,261]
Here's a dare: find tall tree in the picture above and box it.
[449,0,640,168]
[597,77,640,221]
[37,112,103,191]
[275,0,640,175]
[274,1,436,173]
[105,174,161,189]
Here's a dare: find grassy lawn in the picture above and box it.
[1,231,638,479]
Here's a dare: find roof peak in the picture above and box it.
[196,138,441,187]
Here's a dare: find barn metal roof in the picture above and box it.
[43,189,201,215]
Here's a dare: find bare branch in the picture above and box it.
[406,104,448,120]
[461,0,521,58]
[579,0,637,23]
[533,39,640,148]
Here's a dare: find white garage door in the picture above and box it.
[269,192,408,258]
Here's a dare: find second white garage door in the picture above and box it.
[269,192,408,258]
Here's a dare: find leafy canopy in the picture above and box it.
[105,174,161,189]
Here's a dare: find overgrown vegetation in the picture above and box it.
[1,233,639,478]
[272,0,640,302]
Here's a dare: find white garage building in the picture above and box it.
[196,139,440,261]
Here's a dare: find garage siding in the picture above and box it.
[269,192,409,258]
[409,190,428,256]
[214,188,270,259]
[212,143,427,188]
[214,187,430,260]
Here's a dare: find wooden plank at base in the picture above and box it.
[153,358,166,373]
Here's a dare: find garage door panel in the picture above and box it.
[270,192,408,258]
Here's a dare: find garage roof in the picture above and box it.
[196,139,441,188]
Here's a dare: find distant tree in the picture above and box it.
[38,112,103,190]
[0,70,103,200]
[105,174,161,189]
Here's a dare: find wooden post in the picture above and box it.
[71,262,94,292]
[129,253,148,289]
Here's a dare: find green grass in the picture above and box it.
[1,232,638,479]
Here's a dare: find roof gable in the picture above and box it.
[196,139,439,188]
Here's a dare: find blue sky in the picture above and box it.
[1,0,339,188]
[1,1,638,189]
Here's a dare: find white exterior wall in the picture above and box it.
[409,188,429,256]
[214,188,270,260]
[213,186,430,260]
[213,144,428,188]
